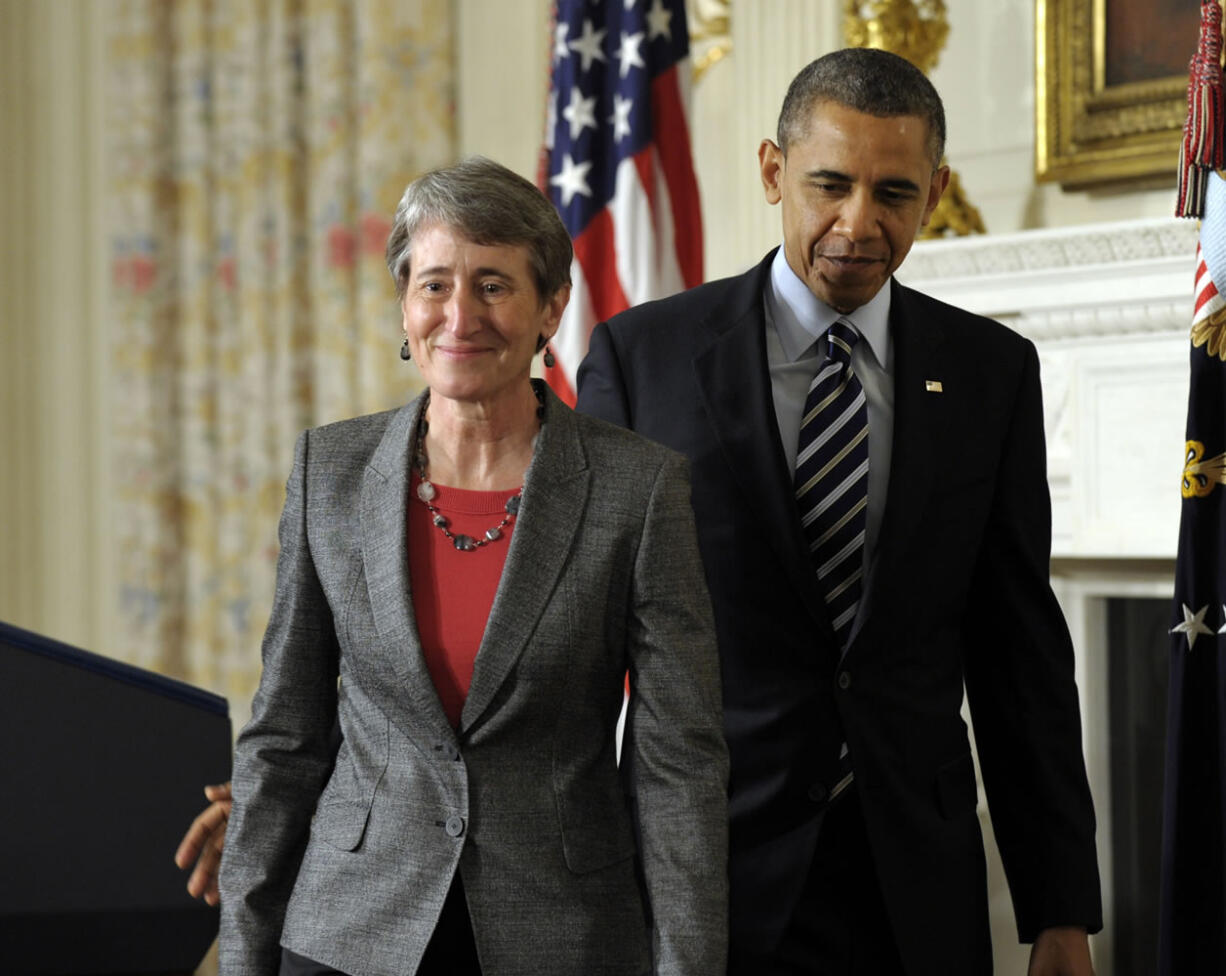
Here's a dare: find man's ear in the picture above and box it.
[759,139,785,205]
[920,164,951,228]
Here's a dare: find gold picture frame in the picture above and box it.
[1036,0,1196,187]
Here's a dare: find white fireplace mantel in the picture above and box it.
[899,217,1196,560]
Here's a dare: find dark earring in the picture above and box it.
[400,339,411,361]
[543,346,556,369]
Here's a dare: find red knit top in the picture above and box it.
[408,470,517,728]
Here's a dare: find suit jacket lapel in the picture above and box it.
[864,280,948,612]
[691,252,835,643]
[359,393,456,745]
[460,385,589,734]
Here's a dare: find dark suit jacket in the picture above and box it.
[219,386,729,976]
[577,251,1102,974]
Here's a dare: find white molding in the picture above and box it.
[1069,348,1187,558]
[898,217,1198,340]
[897,218,1193,562]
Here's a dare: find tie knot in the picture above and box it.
[825,319,860,364]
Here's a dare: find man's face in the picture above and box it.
[758,100,949,314]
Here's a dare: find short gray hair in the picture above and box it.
[777,48,946,167]
[385,156,573,304]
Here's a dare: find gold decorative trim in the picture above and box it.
[688,0,731,84]
[1035,0,1191,188]
[843,2,982,238]
[922,166,985,239]
[1192,308,1226,360]
[1183,440,1226,498]
[843,1,949,75]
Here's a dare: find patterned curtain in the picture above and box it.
[106,0,454,728]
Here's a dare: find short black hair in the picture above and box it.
[777,48,946,166]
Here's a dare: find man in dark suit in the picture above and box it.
[577,48,1102,976]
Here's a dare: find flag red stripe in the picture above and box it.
[573,208,631,322]
[651,64,703,287]
[1196,276,1219,314]
[1195,244,1221,318]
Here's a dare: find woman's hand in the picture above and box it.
[174,782,233,906]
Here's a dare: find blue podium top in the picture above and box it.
[0,618,228,716]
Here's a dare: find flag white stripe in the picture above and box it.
[612,157,658,307]
[554,258,597,392]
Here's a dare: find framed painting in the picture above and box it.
[1036,0,1200,187]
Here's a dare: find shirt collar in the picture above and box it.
[767,245,891,368]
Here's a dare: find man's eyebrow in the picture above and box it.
[802,170,922,194]
[804,169,852,182]
[877,177,922,193]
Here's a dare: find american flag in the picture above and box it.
[1162,125,1226,976]
[539,0,703,404]
[1194,174,1226,331]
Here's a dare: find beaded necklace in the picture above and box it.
[413,386,544,552]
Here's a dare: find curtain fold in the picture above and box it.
[107,0,454,724]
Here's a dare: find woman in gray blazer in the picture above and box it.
[217,157,728,976]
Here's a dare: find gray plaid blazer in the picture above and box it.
[219,384,728,976]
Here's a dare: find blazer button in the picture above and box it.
[837,670,852,690]
[807,783,828,804]
[444,815,465,838]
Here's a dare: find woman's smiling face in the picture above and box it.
[402,223,564,406]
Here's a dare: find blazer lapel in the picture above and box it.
[358,393,456,745]
[691,252,835,643]
[459,385,589,734]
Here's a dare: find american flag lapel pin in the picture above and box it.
[925,380,943,393]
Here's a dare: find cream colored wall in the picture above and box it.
[0,0,115,654]
[455,0,549,179]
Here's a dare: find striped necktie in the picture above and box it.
[794,319,869,650]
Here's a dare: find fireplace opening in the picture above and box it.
[1105,596,1170,976]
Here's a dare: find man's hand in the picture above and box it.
[173,782,232,906]
[1028,926,1094,976]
